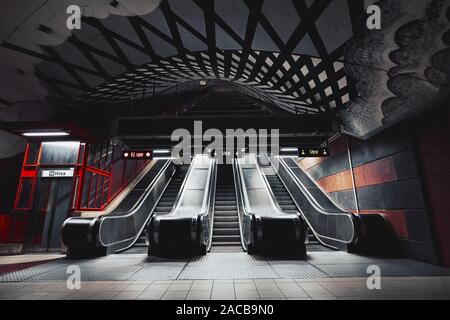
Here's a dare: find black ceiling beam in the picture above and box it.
[114,114,334,137]
[121,135,329,149]
[235,0,264,82]
[41,46,90,91]
[195,0,219,78]
[259,0,331,84]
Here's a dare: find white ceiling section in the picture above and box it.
[0,0,449,139]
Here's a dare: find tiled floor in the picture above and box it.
[1,277,450,300]
[0,251,449,300]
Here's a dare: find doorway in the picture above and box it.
[28,171,74,252]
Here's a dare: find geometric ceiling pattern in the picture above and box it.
[1,0,448,139]
[74,50,355,115]
[0,0,363,116]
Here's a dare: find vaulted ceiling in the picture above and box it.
[0,0,449,139]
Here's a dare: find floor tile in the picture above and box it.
[161,290,188,300]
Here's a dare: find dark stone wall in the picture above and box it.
[298,124,441,264]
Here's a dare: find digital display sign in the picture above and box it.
[122,150,153,160]
[207,149,245,159]
[299,147,330,158]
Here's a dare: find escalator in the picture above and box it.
[211,164,241,250]
[124,165,189,253]
[147,155,216,256]
[266,156,401,255]
[257,157,330,251]
[233,154,306,256]
[151,165,189,217]
[62,160,177,257]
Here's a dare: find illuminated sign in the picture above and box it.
[122,150,153,160]
[207,149,245,159]
[41,168,74,178]
[299,147,330,158]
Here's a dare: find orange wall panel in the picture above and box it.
[363,157,397,186]
[316,170,353,193]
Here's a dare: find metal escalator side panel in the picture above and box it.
[256,155,302,216]
[282,157,347,212]
[205,159,218,252]
[96,160,175,252]
[272,156,356,247]
[62,160,173,257]
[232,159,252,252]
[237,154,295,217]
[235,154,306,256]
[149,155,216,256]
[169,155,215,218]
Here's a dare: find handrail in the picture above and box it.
[273,156,355,245]
[251,154,294,216]
[62,159,175,256]
[234,154,306,255]
[166,159,197,214]
[148,155,216,255]
[232,158,253,251]
[198,157,217,251]
[278,157,354,218]
[96,160,173,249]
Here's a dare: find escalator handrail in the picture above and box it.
[163,159,197,217]
[199,158,216,217]
[167,155,214,218]
[99,160,171,221]
[235,157,253,216]
[250,154,298,216]
[96,160,173,248]
[232,158,252,251]
[197,157,217,251]
[274,156,356,244]
[278,157,353,217]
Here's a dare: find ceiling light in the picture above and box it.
[280,147,298,152]
[22,131,69,137]
[153,149,171,154]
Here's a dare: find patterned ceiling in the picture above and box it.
[0,0,449,139]
[0,0,362,115]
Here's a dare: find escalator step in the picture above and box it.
[211,242,241,246]
[214,200,237,205]
[154,206,173,211]
[272,194,291,199]
[278,200,295,205]
[280,205,297,210]
[157,201,176,206]
[213,235,241,242]
[214,221,239,228]
[214,211,238,216]
[215,193,235,197]
[214,205,237,210]
[214,228,240,235]
[214,216,239,222]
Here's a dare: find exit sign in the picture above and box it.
[299,147,330,158]
[122,150,153,160]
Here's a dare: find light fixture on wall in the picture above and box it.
[199,80,207,86]
[278,147,299,157]
[153,149,173,160]
[21,131,70,137]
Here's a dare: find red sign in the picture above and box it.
[122,150,153,160]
